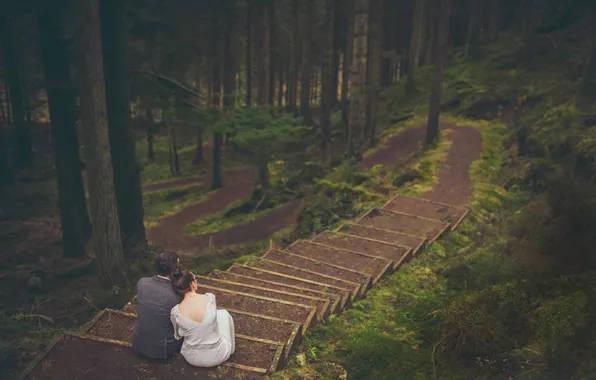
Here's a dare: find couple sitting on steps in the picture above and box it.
[132,251,236,368]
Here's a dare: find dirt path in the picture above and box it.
[142,167,252,193]
[422,125,482,205]
[146,122,482,254]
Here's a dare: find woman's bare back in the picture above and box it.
[178,293,209,323]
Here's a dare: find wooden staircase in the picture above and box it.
[19,195,469,380]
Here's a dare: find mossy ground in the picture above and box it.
[273,33,596,380]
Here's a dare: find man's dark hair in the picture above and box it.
[156,251,179,277]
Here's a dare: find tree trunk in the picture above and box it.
[488,0,500,41]
[406,0,425,93]
[464,0,481,60]
[100,0,146,254]
[211,5,224,189]
[277,59,284,110]
[347,0,369,160]
[245,0,253,106]
[425,0,452,146]
[330,0,342,107]
[320,0,334,166]
[268,1,276,106]
[288,0,300,115]
[0,124,9,185]
[522,0,538,58]
[255,0,270,188]
[39,7,92,258]
[223,0,237,154]
[423,2,437,65]
[299,0,313,124]
[341,0,353,137]
[0,16,32,168]
[72,0,126,284]
[365,0,382,146]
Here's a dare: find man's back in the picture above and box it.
[132,276,181,359]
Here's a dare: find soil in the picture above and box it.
[362,125,427,169]
[25,335,264,380]
[313,231,410,264]
[358,209,447,239]
[228,265,350,307]
[230,312,298,345]
[287,240,390,280]
[210,270,342,313]
[230,338,280,370]
[85,311,135,343]
[255,260,360,297]
[197,276,328,321]
[339,223,426,252]
[383,195,466,224]
[264,249,370,287]
[142,167,252,193]
[197,285,314,326]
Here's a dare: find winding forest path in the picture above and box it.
[21,123,483,379]
[145,123,433,253]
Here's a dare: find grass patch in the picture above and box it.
[184,206,276,236]
[143,184,213,228]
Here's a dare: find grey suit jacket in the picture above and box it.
[132,276,181,359]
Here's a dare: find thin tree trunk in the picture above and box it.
[100,0,146,254]
[406,0,425,93]
[284,61,291,108]
[320,0,334,166]
[277,59,284,110]
[73,0,126,284]
[425,0,452,146]
[40,7,92,257]
[0,17,32,168]
[464,0,481,60]
[223,0,237,154]
[366,0,382,146]
[245,0,253,106]
[299,0,313,124]
[255,0,270,188]
[268,0,276,106]
[488,0,500,41]
[330,0,341,107]
[424,3,437,65]
[347,0,369,160]
[341,4,353,137]
[0,124,9,185]
[288,0,300,115]
[211,5,223,189]
[5,83,13,122]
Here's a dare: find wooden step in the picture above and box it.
[197,284,317,336]
[197,275,330,321]
[383,195,468,230]
[255,259,361,302]
[263,249,371,296]
[338,223,426,253]
[286,240,393,285]
[312,230,411,270]
[83,308,301,361]
[20,333,270,379]
[228,264,351,309]
[210,269,342,314]
[356,208,449,243]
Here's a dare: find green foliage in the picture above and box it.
[143,184,212,228]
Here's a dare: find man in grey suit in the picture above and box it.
[132,251,183,360]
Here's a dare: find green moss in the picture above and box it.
[143,184,213,228]
[185,206,275,236]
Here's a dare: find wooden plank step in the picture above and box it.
[83,308,300,361]
[356,208,449,243]
[228,264,351,309]
[210,269,342,315]
[383,195,468,229]
[197,284,317,336]
[20,333,268,380]
[338,223,426,253]
[286,240,393,285]
[196,275,330,321]
[255,259,361,302]
[312,230,412,270]
[263,249,371,296]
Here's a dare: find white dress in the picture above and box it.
[170,293,236,367]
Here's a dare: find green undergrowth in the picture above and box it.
[143,184,212,228]
[185,205,275,236]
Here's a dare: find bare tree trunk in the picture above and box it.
[365,0,382,146]
[245,0,253,106]
[299,0,313,125]
[488,0,500,41]
[330,0,341,108]
[425,0,452,146]
[100,0,146,254]
[39,6,92,258]
[73,0,126,284]
[406,0,425,93]
[341,0,353,137]
[146,109,156,161]
[347,0,369,160]
[288,0,300,115]
[268,0,276,106]
[211,5,223,189]
[255,0,270,188]
[423,2,437,65]
[464,0,482,60]
[320,0,334,166]
[277,59,284,110]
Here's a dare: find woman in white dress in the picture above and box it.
[170,270,235,367]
